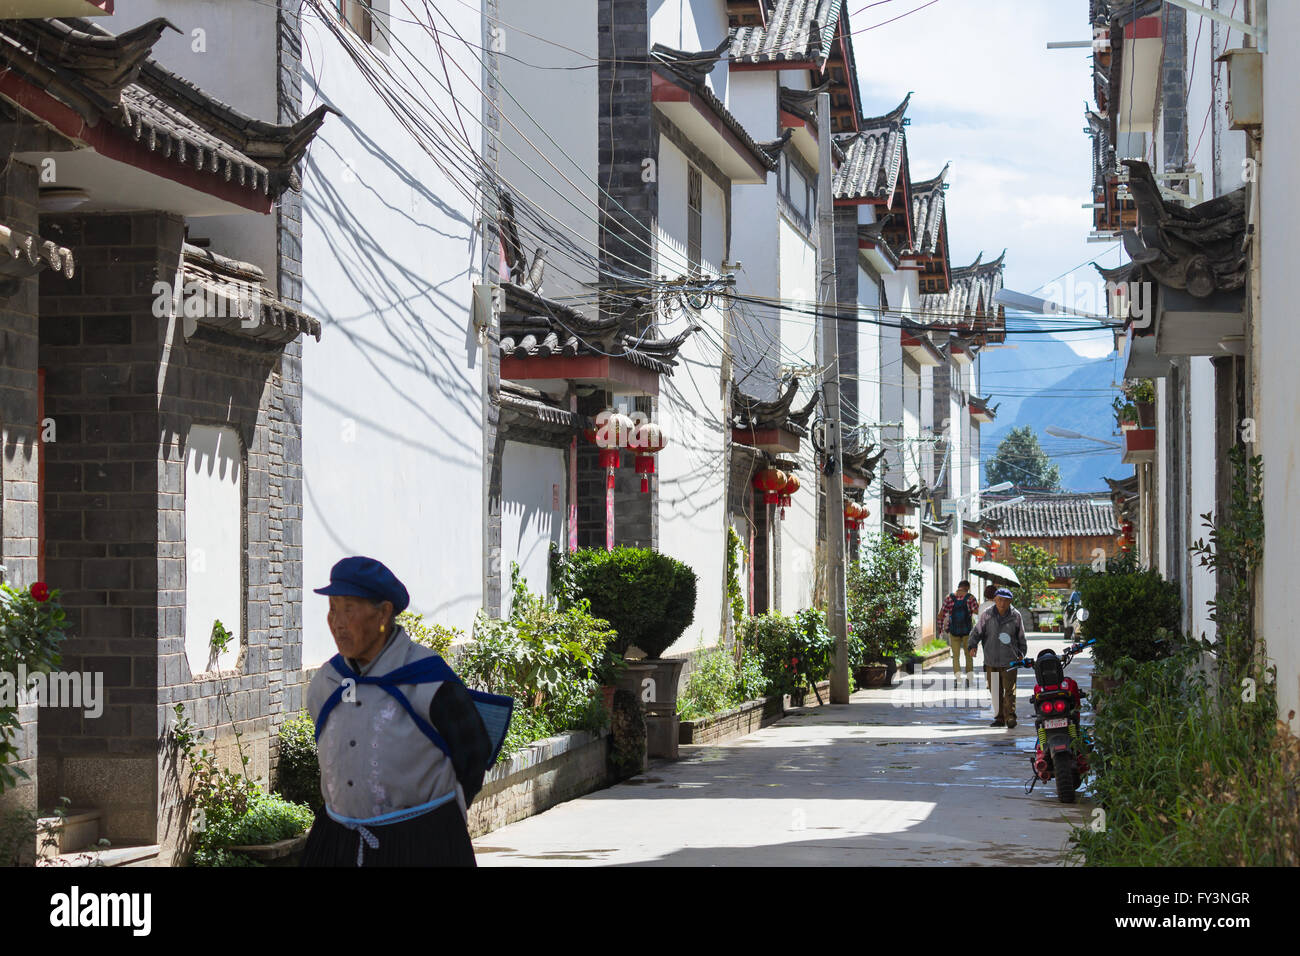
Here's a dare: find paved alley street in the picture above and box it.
[476,636,1094,866]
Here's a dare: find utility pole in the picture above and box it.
[816,93,851,705]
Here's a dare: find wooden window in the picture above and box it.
[337,0,374,44]
[687,165,702,277]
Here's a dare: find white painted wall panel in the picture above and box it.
[184,425,242,675]
[501,442,565,611]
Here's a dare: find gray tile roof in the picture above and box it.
[0,221,74,284]
[499,283,692,375]
[181,244,321,344]
[909,163,949,255]
[921,250,1006,326]
[981,493,1122,538]
[731,379,818,434]
[730,0,844,66]
[831,94,911,201]
[0,17,331,200]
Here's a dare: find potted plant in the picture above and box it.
[1128,378,1156,428]
[553,547,699,758]
[847,533,922,687]
[1113,395,1138,430]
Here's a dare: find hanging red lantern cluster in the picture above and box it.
[972,546,987,560]
[629,420,668,493]
[778,474,800,520]
[586,410,668,493]
[989,539,1000,556]
[895,527,918,543]
[753,467,787,506]
[844,500,868,531]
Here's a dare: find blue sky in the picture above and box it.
[848,0,1123,361]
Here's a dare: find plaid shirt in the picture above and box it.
[938,592,980,636]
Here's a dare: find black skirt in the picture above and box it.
[300,800,477,867]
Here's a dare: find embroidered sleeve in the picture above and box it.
[428,680,493,803]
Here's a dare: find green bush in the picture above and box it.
[1007,542,1057,612]
[0,582,69,794]
[191,791,315,867]
[275,712,322,813]
[460,566,614,760]
[398,611,463,656]
[1069,649,1300,866]
[553,547,698,659]
[847,534,921,663]
[1075,564,1181,671]
[740,609,832,698]
[676,641,769,721]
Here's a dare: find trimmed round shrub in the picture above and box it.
[1075,564,1182,671]
[555,547,697,659]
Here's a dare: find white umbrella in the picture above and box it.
[967,560,1021,587]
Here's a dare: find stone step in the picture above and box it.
[34,808,101,859]
[39,844,161,868]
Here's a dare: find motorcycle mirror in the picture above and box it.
[1077,608,1089,622]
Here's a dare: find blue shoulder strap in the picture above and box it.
[314,653,513,763]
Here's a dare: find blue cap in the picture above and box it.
[313,556,410,614]
[995,587,1014,599]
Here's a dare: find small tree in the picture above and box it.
[1006,542,1058,612]
[985,426,1063,492]
[847,534,922,663]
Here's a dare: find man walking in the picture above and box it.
[967,587,1027,728]
[937,580,979,687]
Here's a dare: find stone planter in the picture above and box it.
[640,658,686,759]
[678,695,785,745]
[228,832,308,866]
[855,661,897,687]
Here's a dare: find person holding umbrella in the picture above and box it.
[302,556,512,867]
[967,587,1027,729]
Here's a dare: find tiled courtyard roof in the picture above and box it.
[730,0,844,66]
[831,94,910,201]
[499,283,692,376]
[0,17,331,201]
[731,379,819,435]
[981,493,1122,538]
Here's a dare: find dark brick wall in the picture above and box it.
[36,210,302,851]
[1160,3,1187,172]
[0,160,43,820]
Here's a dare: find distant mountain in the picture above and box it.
[980,348,1128,492]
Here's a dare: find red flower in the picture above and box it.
[30,582,50,602]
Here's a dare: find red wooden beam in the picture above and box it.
[501,354,661,397]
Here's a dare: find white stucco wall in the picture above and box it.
[497,0,599,297]
[183,425,242,675]
[299,5,485,665]
[648,0,729,102]
[501,441,565,611]
[655,136,727,651]
[1188,358,1216,641]
[776,217,819,612]
[1260,3,1300,731]
[856,260,883,536]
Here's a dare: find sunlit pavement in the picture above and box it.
[473,634,1094,866]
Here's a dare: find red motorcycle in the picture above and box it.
[1007,636,1094,804]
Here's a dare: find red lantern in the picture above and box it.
[630,421,668,493]
[779,474,800,519]
[590,410,635,490]
[972,546,987,560]
[753,467,787,506]
[989,539,1000,555]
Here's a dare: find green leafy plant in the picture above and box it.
[398,611,463,656]
[460,565,614,760]
[1074,564,1182,671]
[274,712,322,813]
[0,581,68,794]
[1112,394,1138,426]
[1125,378,1156,404]
[726,526,747,638]
[1190,447,1264,688]
[847,533,922,665]
[1006,542,1058,612]
[553,547,698,658]
[740,609,833,699]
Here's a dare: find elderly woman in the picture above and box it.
[301,556,508,867]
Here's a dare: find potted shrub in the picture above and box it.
[1128,378,1156,428]
[1075,561,1182,682]
[1113,395,1138,430]
[553,547,698,758]
[847,533,922,686]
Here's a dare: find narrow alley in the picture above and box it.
[476,636,1093,866]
